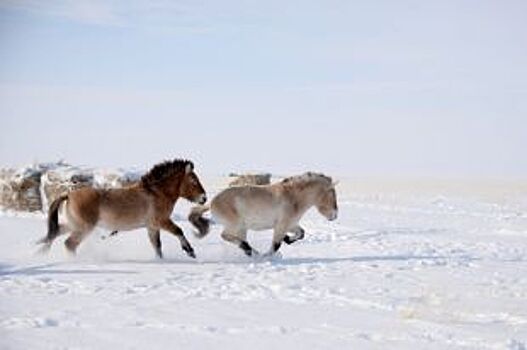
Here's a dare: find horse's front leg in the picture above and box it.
[284,225,305,245]
[221,228,258,257]
[160,220,196,258]
[265,227,288,257]
[147,228,163,259]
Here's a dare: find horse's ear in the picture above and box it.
[185,163,194,174]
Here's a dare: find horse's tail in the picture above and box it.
[188,204,211,239]
[37,195,68,248]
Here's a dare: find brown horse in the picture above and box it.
[38,159,207,259]
[189,172,338,257]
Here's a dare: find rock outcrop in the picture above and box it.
[228,173,272,187]
[0,162,142,213]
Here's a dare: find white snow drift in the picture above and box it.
[0,178,526,350]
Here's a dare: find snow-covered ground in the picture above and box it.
[1,178,527,350]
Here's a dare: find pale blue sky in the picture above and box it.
[0,1,526,178]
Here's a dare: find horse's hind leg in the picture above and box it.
[264,227,288,256]
[64,230,90,254]
[38,224,70,253]
[147,228,163,259]
[221,228,258,257]
[284,225,305,245]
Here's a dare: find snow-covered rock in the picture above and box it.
[39,165,94,211]
[0,162,143,213]
[228,173,272,187]
[0,162,64,212]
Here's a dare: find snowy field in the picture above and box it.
[1,177,527,350]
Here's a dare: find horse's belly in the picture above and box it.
[97,211,146,231]
[243,209,277,231]
[247,221,274,231]
[98,220,143,231]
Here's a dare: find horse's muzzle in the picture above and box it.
[196,194,207,205]
[328,210,338,221]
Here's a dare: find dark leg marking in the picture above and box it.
[239,241,255,257]
[272,240,282,254]
[284,227,305,245]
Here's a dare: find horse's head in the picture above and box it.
[180,163,207,204]
[315,181,338,221]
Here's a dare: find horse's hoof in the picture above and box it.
[258,251,282,261]
[187,250,196,259]
[247,249,260,258]
[283,236,294,245]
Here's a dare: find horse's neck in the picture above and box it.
[162,186,181,203]
[147,178,182,203]
[287,181,321,213]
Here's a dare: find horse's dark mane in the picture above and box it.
[141,159,193,191]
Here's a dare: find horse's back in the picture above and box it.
[99,186,148,209]
[67,186,150,231]
[211,185,280,229]
[213,185,273,207]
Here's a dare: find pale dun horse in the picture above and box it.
[38,159,207,259]
[189,172,338,257]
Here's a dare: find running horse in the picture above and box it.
[38,159,207,258]
[189,172,338,257]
